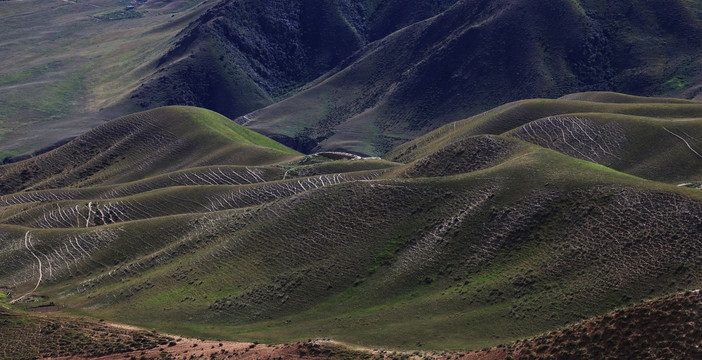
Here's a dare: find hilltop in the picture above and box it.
[0,98,700,355]
[387,91,702,183]
[0,106,300,195]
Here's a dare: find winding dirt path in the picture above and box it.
[663,126,702,159]
[9,231,42,304]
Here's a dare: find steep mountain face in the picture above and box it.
[1,96,701,351]
[127,0,460,120]
[243,0,702,155]
[0,0,462,161]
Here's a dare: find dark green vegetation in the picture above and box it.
[1,95,701,355]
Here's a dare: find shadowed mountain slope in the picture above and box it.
[127,0,460,120]
[5,0,702,160]
[0,0,460,160]
[1,99,701,352]
[242,0,702,155]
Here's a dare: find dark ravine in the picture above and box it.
[266,134,320,155]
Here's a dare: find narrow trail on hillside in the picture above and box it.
[9,231,43,304]
[663,126,702,159]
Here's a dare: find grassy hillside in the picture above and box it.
[3,147,700,352]
[1,288,698,360]
[243,0,702,155]
[0,106,301,195]
[386,93,702,184]
[1,99,700,355]
[0,305,172,359]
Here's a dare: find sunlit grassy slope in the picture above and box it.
[1,96,701,352]
[0,106,301,195]
[387,92,702,184]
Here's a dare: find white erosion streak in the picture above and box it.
[663,126,702,159]
[10,231,43,304]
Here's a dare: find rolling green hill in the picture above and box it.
[0,106,300,195]
[1,99,700,354]
[387,92,702,183]
[2,0,702,356]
